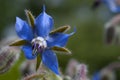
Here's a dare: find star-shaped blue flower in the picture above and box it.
[93,0,120,13]
[11,6,75,75]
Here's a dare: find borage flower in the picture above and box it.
[92,0,120,13]
[92,72,101,80]
[10,6,75,75]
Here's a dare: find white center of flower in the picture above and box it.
[31,37,47,55]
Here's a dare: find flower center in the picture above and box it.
[31,37,47,55]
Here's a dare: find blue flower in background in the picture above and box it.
[92,0,120,13]
[10,5,75,75]
[92,72,101,80]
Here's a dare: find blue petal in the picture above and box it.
[47,32,75,47]
[15,17,34,41]
[42,49,59,75]
[115,7,120,13]
[92,72,101,80]
[21,45,37,60]
[103,0,120,13]
[35,6,54,37]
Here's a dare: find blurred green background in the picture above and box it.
[0,0,120,80]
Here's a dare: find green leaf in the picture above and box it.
[50,25,71,34]
[51,46,71,54]
[9,40,27,46]
[25,10,35,28]
[36,53,41,71]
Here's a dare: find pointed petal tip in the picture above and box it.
[35,5,54,37]
[16,17,20,21]
[16,16,19,19]
[43,5,46,12]
[16,17,24,24]
[15,17,24,27]
[42,49,60,75]
[69,27,76,36]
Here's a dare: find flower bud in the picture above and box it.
[0,46,19,74]
[74,64,88,80]
[65,59,79,77]
[104,14,120,45]
[104,23,115,44]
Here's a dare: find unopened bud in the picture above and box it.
[104,14,120,45]
[104,23,115,44]
[74,64,88,80]
[0,46,19,74]
[65,59,79,77]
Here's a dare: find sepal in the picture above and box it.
[51,46,71,54]
[50,25,71,34]
[36,53,42,71]
[25,10,35,28]
[9,39,28,46]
